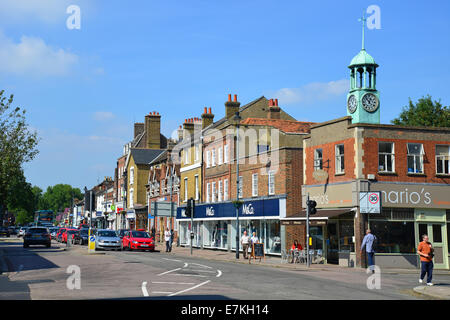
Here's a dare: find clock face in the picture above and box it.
[361,93,379,112]
[347,95,357,114]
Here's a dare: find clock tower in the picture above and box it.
[346,15,380,124]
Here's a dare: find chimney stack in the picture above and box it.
[268,98,281,119]
[134,123,144,139]
[183,118,195,140]
[225,93,240,119]
[144,111,162,149]
[202,107,214,129]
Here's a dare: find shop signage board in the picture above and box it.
[249,243,265,263]
[176,198,280,220]
[359,192,381,213]
[151,201,176,217]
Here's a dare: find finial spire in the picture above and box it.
[358,11,366,50]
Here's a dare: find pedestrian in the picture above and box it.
[241,230,250,259]
[169,228,174,252]
[164,228,171,252]
[250,231,259,245]
[418,234,434,286]
[360,229,377,273]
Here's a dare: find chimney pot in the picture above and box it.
[204,107,207,114]
[208,107,212,114]
[228,94,232,102]
[234,94,237,102]
[275,99,279,106]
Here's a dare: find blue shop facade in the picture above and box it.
[176,197,285,255]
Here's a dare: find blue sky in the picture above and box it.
[1,0,449,191]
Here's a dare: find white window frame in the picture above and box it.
[129,188,134,208]
[268,171,275,195]
[194,144,199,162]
[206,150,211,168]
[378,142,395,173]
[212,149,216,167]
[314,149,323,171]
[218,147,223,165]
[184,178,188,202]
[335,144,345,174]
[195,175,199,200]
[184,148,190,165]
[218,180,223,202]
[212,182,216,203]
[206,183,211,203]
[407,143,424,174]
[224,179,229,201]
[436,145,450,175]
[130,167,135,185]
[224,144,229,163]
[252,173,258,197]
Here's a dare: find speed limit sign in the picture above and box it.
[360,192,381,213]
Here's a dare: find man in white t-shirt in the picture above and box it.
[250,232,259,245]
[241,231,250,259]
[164,228,171,252]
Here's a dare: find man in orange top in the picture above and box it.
[417,234,434,286]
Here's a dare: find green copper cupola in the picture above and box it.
[346,14,380,124]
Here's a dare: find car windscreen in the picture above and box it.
[28,228,48,234]
[131,231,150,238]
[80,230,89,235]
[98,231,117,237]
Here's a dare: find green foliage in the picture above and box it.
[15,208,33,225]
[41,184,83,213]
[0,90,39,222]
[391,95,450,127]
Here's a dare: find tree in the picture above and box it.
[41,184,83,214]
[391,95,450,127]
[0,90,39,225]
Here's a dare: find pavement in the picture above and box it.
[156,241,450,299]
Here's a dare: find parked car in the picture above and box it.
[122,230,155,251]
[49,227,59,240]
[23,227,51,248]
[73,229,89,245]
[8,226,17,235]
[18,227,29,238]
[56,228,67,242]
[0,226,10,237]
[117,229,130,239]
[62,228,78,243]
[95,229,122,251]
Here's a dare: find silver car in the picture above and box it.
[95,229,122,251]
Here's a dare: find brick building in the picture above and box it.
[177,94,313,255]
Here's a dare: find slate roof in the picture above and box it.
[130,148,165,165]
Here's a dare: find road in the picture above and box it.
[1,236,447,300]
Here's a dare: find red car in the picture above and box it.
[62,228,78,243]
[122,230,155,251]
[56,228,67,242]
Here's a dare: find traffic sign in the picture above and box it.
[360,192,381,213]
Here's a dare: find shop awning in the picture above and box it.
[281,209,353,220]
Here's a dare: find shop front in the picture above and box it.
[126,210,136,230]
[176,197,284,255]
[135,206,148,231]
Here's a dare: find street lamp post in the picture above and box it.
[233,111,242,260]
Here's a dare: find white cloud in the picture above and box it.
[0,0,72,24]
[0,31,78,76]
[93,111,115,121]
[269,79,349,105]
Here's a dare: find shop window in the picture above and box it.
[432,224,442,243]
[436,145,450,175]
[339,220,355,252]
[407,143,424,174]
[391,208,414,220]
[314,149,323,171]
[335,144,345,174]
[370,221,415,253]
[378,142,395,172]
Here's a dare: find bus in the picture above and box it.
[34,210,54,226]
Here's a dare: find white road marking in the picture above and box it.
[158,267,181,276]
[152,291,173,294]
[189,263,212,269]
[172,273,207,277]
[161,258,182,262]
[183,263,189,268]
[151,281,195,285]
[168,280,211,297]
[216,270,222,278]
[189,269,217,273]
[141,281,149,297]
